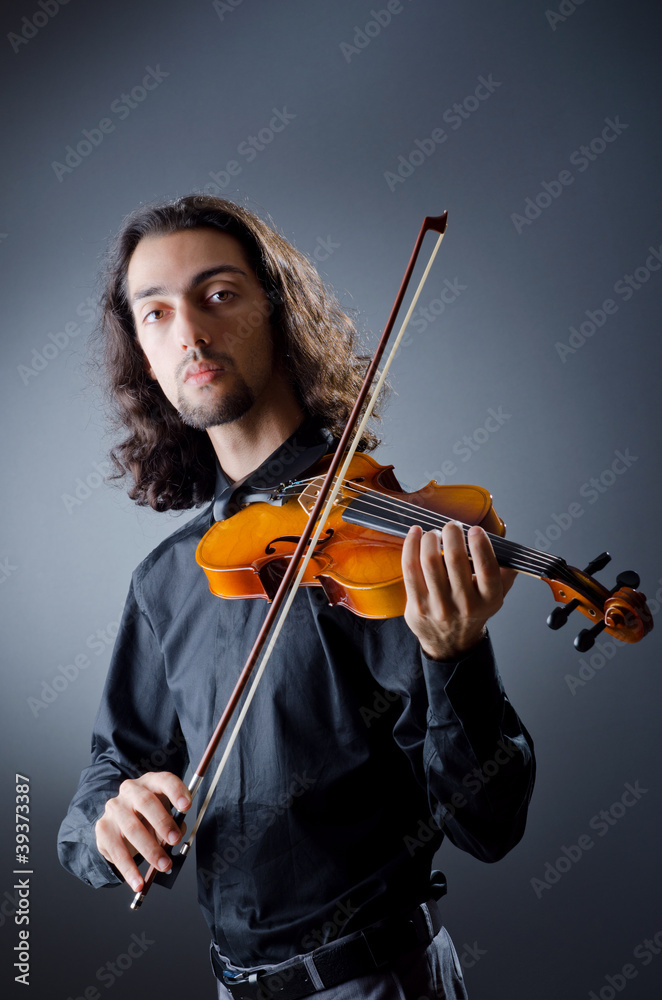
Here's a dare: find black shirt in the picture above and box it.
[58,420,535,967]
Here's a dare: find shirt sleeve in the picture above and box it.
[364,620,535,864]
[57,576,189,888]
[418,633,535,862]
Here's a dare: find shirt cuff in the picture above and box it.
[58,807,125,889]
[421,632,506,735]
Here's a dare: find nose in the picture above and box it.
[174,299,210,351]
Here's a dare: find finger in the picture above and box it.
[139,771,192,814]
[417,528,452,609]
[120,778,187,851]
[466,525,503,603]
[402,525,430,608]
[96,803,169,892]
[95,820,146,892]
[439,521,474,604]
[140,771,192,840]
[102,790,175,876]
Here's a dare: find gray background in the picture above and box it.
[1,0,661,997]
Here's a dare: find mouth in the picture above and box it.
[183,362,225,386]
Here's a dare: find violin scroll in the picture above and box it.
[544,555,653,650]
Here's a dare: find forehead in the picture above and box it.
[126,228,254,298]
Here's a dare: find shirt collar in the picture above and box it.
[212,417,334,521]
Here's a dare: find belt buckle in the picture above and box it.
[223,968,264,986]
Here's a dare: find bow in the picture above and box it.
[130,211,449,908]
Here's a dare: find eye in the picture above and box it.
[209,289,234,304]
[144,308,166,324]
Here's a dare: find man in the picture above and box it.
[58,195,535,999]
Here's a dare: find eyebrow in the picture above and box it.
[130,264,248,304]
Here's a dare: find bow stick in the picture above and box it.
[131,211,448,909]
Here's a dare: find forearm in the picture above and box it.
[421,633,536,861]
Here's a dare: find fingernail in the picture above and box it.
[131,878,142,892]
[167,830,179,845]
[158,857,171,871]
[177,797,189,811]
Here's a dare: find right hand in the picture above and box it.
[95,772,191,892]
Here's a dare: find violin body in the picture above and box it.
[196,453,652,644]
[197,453,506,619]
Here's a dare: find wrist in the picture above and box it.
[422,625,488,662]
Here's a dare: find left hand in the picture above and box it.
[402,521,517,661]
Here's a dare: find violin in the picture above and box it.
[197,451,653,650]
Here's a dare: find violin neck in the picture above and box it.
[341,499,577,588]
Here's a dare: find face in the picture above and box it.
[126,228,277,430]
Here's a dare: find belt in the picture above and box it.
[213,883,446,1000]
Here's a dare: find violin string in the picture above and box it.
[282,475,553,574]
[342,501,555,577]
[282,475,571,582]
[339,483,568,579]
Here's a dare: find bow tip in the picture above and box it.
[423,212,448,235]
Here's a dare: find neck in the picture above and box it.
[206,382,305,482]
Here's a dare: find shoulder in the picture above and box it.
[132,503,214,602]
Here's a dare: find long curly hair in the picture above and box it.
[97,195,381,511]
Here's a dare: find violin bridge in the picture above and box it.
[298,476,344,515]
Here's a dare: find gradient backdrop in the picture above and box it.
[1,1,661,998]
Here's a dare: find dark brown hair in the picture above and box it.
[97,195,380,511]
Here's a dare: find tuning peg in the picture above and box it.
[566,569,643,647]
[547,600,580,630]
[546,555,643,641]
[574,620,608,652]
[584,552,611,576]
[546,552,612,631]
[615,570,640,590]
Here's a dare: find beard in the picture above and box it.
[175,351,256,430]
[177,378,255,430]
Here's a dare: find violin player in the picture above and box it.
[58,195,535,999]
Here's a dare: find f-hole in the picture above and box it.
[265,528,334,556]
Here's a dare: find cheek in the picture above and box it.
[245,326,275,370]
[137,338,167,384]
[134,334,155,378]
[138,344,175,397]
